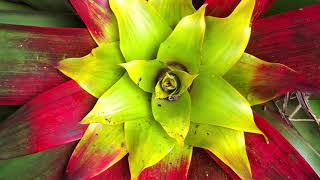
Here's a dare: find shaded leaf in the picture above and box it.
[0,11,84,27]
[254,104,320,176]
[121,60,167,93]
[0,142,76,180]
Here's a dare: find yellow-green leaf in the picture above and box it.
[125,120,175,179]
[58,42,125,98]
[157,5,206,74]
[190,71,263,134]
[81,74,152,125]
[121,60,167,93]
[202,0,255,75]
[152,92,191,144]
[186,123,252,179]
[149,0,195,28]
[110,0,172,61]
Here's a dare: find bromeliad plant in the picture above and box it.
[0,0,319,179]
[58,0,266,179]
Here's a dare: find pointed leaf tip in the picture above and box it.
[202,0,255,75]
[110,0,172,61]
[152,92,191,144]
[157,4,206,74]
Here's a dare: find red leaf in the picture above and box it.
[188,148,231,180]
[0,80,96,159]
[247,114,318,179]
[69,0,118,44]
[206,113,318,179]
[247,4,320,86]
[204,0,275,20]
[0,24,96,105]
[139,146,192,180]
[92,155,131,180]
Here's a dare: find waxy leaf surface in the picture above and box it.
[70,0,119,44]
[110,0,171,61]
[140,144,192,179]
[202,0,254,75]
[58,42,125,98]
[152,92,191,144]
[122,60,167,93]
[158,5,206,74]
[149,0,195,28]
[186,123,252,179]
[190,72,262,134]
[125,120,175,179]
[67,123,127,179]
[81,75,152,125]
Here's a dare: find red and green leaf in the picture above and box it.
[0,24,95,105]
[224,53,318,105]
[0,81,96,159]
[247,4,320,85]
[205,0,275,21]
[139,145,192,180]
[0,142,76,180]
[66,123,127,179]
[69,0,119,44]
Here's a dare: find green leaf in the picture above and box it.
[0,142,75,179]
[125,120,175,179]
[254,104,320,175]
[81,74,152,125]
[186,123,252,179]
[0,1,34,11]
[58,42,125,98]
[109,0,172,61]
[170,69,197,96]
[157,5,206,74]
[152,92,191,144]
[190,71,263,134]
[202,0,255,76]
[67,123,127,178]
[121,60,167,93]
[148,0,195,28]
[0,11,84,28]
[15,0,73,12]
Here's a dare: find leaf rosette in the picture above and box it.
[56,0,276,179]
